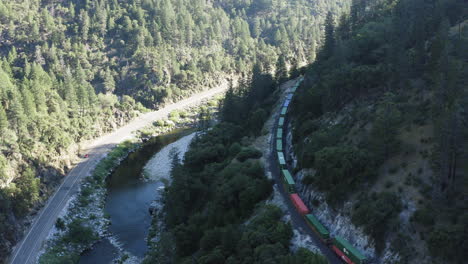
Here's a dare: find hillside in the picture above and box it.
[144,67,330,264]
[289,0,467,263]
[0,0,352,261]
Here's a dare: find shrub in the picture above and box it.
[314,145,377,205]
[389,166,399,174]
[352,192,402,252]
[63,219,98,245]
[229,142,242,157]
[55,218,66,231]
[411,206,435,227]
[385,180,394,188]
[169,110,180,122]
[236,147,262,162]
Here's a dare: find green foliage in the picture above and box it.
[367,93,402,162]
[427,213,468,262]
[55,218,66,231]
[38,246,80,264]
[11,167,40,217]
[236,147,263,162]
[299,124,348,167]
[352,192,402,252]
[313,145,377,205]
[411,206,435,227]
[221,65,276,135]
[63,219,98,245]
[291,1,467,262]
[1,0,354,260]
[146,67,328,262]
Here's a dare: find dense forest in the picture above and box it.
[0,0,351,261]
[144,65,327,264]
[290,0,467,263]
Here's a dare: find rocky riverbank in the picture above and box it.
[38,142,139,264]
[143,133,197,263]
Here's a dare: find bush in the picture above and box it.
[169,110,180,122]
[12,167,40,217]
[411,206,435,227]
[39,247,80,264]
[63,219,98,245]
[385,180,394,188]
[313,145,377,205]
[352,192,402,252]
[229,143,242,157]
[55,218,66,231]
[299,125,347,168]
[236,147,262,162]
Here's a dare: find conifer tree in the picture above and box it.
[0,105,8,135]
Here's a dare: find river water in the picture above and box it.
[79,129,195,263]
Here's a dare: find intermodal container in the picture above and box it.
[286,93,293,100]
[305,214,330,241]
[290,193,309,215]
[283,100,291,107]
[280,107,287,116]
[282,169,295,193]
[333,236,367,264]
[276,128,283,139]
[276,139,283,151]
[277,152,286,166]
[331,245,353,264]
[278,117,285,127]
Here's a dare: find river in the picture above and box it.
[79,129,196,263]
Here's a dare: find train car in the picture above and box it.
[305,214,330,243]
[278,117,285,128]
[332,236,367,264]
[283,99,291,107]
[277,152,286,167]
[290,193,310,215]
[280,107,288,116]
[276,139,283,151]
[282,169,295,193]
[286,93,293,100]
[276,128,283,139]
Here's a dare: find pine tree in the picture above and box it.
[9,95,27,135]
[30,63,49,114]
[0,105,8,135]
[7,47,17,64]
[80,10,90,41]
[20,85,37,118]
[64,70,78,113]
[275,55,288,84]
[318,12,335,61]
[103,68,116,94]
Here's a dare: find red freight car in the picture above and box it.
[290,193,310,215]
[331,244,354,264]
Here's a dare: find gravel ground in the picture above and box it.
[143,132,197,181]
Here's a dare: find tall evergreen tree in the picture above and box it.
[318,12,335,61]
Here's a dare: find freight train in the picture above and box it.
[276,77,368,264]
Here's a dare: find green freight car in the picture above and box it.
[278,117,285,127]
[277,152,286,167]
[282,169,295,192]
[276,139,283,151]
[276,128,283,139]
[332,236,367,264]
[280,107,287,116]
[305,214,330,242]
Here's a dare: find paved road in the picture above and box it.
[268,79,342,264]
[8,82,229,264]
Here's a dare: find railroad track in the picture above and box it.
[268,77,367,264]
